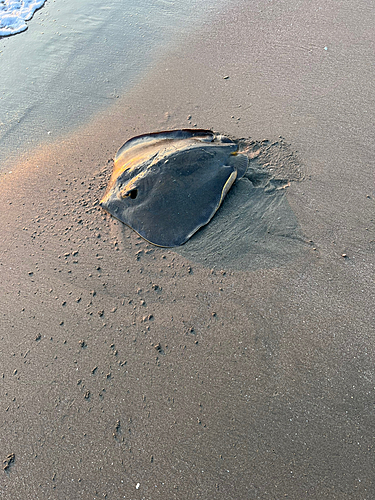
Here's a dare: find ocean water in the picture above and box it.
[0,0,47,37]
[0,0,227,172]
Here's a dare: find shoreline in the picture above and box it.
[0,0,230,172]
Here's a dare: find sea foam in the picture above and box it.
[0,0,47,37]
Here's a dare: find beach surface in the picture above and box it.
[1,0,375,499]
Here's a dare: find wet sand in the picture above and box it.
[1,0,375,499]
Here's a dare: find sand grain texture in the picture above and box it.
[1,0,375,499]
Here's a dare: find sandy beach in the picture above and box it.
[1,0,375,498]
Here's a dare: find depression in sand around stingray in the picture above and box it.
[100,129,306,271]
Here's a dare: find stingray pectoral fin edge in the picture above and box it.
[219,169,238,206]
[178,168,238,248]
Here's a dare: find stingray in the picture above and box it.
[100,129,248,247]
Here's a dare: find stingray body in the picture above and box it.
[100,129,248,247]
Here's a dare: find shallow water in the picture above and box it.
[0,0,228,172]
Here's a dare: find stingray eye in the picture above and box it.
[122,189,138,199]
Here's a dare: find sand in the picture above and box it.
[1,0,375,498]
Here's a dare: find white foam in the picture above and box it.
[0,0,47,37]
